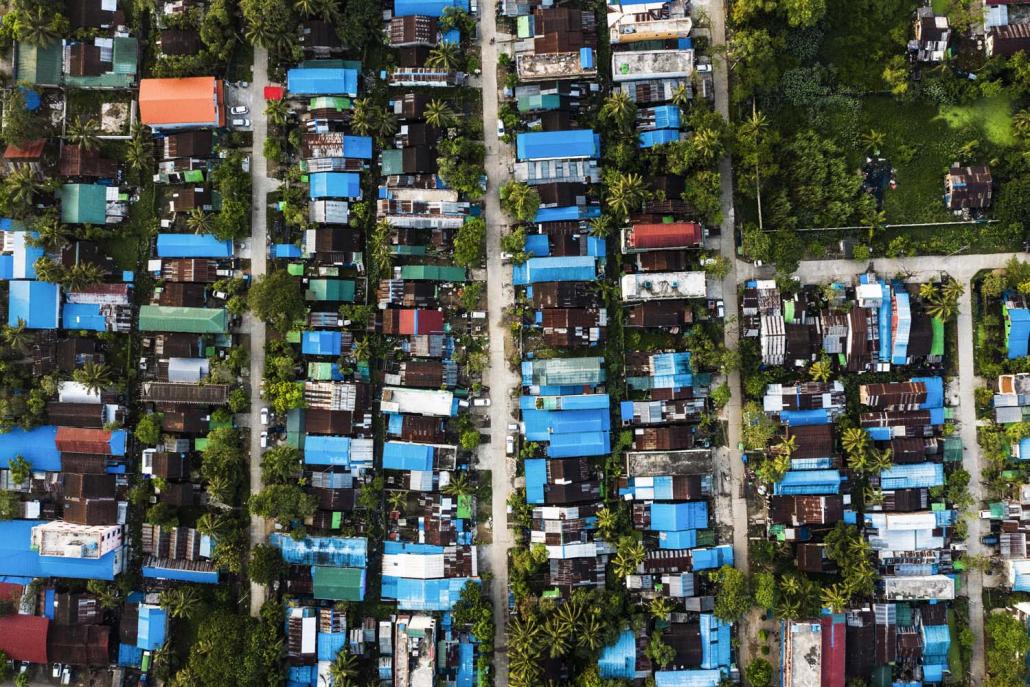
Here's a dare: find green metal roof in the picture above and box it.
[525,356,605,386]
[308,96,352,110]
[16,42,61,85]
[931,316,944,357]
[942,436,962,462]
[194,437,208,451]
[286,408,305,449]
[139,306,228,334]
[311,566,364,601]
[306,278,356,302]
[64,37,138,89]
[307,362,335,380]
[399,265,466,282]
[287,263,305,276]
[517,93,562,113]
[60,184,108,224]
[381,149,403,176]
[391,245,427,256]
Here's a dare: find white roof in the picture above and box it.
[382,552,446,579]
[621,271,706,301]
[381,387,454,417]
[612,49,694,82]
[58,381,102,404]
[882,575,955,600]
[301,616,316,654]
[167,357,210,383]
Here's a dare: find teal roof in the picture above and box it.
[60,184,108,224]
[64,37,138,89]
[16,42,62,86]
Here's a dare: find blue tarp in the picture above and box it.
[383,442,434,471]
[310,172,362,199]
[441,28,461,45]
[780,409,831,426]
[393,0,469,16]
[9,280,59,329]
[598,629,637,679]
[156,233,233,258]
[516,130,600,161]
[62,303,106,332]
[270,533,367,567]
[287,67,359,96]
[512,256,596,285]
[301,330,342,356]
[456,640,474,687]
[272,243,302,258]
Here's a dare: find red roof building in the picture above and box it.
[621,222,703,253]
[0,615,48,663]
[55,427,120,455]
[378,308,445,336]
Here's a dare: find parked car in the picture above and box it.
[61,667,72,685]
[231,118,251,128]
[696,63,712,73]
[496,119,505,138]
[260,407,269,425]
[260,431,268,448]
[980,534,999,546]
[506,435,515,455]
[508,423,519,432]
[473,398,491,407]
[52,664,61,679]
[230,105,249,115]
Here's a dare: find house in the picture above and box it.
[612,50,694,82]
[0,520,124,581]
[60,184,119,225]
[138,77,225,130]
[287,63,359,97]
[2,139,46,173]
[16,42,63,86]
[516,130,601,161]
[944,165,992,210]
[300,20,344,55]
[912,8,951,62]
[1004,293,1030,359]
[512,256,598,285]
[63,37,138,88]
[58,145,118,179]
[156,234,232,258]
[782,616,846,687]
[162,131,214,159]
[138,306,228,334]
[389,16,439,46]
[310,172,362,199]
[621,222,703,253]
[0,615,49,664]
[380,387,456,417]
[393,0,469,17]
[388,67,466,88]
[271,533,367,601]
[140,524,219,584]
[8,280,60,329]
[621,271,706,301]
[66,0,118,29]
[987,21,1030,56]
[608,0,692,44]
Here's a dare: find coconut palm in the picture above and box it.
[350,98,376,136]
[691,127,723,163]
[374,106,399,138]
[925,289,959,320]
[4,166,42,216]
[159,586,202,619]
[442,471,473,497]
[576,614,604,651]
[776,598,802,620]
[424,99,456,129]
[671,83,690,107]
[606,172,648,218]
[589,214,615,238]
[328,650,359,687]
[841,427,870,459]
[865,209,887,241]
[864,486,884,506]
[772,433,797,458]
[809,355,832,383]
[427,42,460,70]
[351,337,371,362]
[595,506,617,538]
[650,596,675,619]
[64,262,105,291]
[125,130,152,173]
[265,99,289,127]
[820,583,850,613]
[73,361,112,395]
[740,109,768,141]
[32,211,66,250]
[507,614,542,654]
[554,597,583,631]
[244,19,278,49]
[186,207,213,234]
[17,7,62,47]
[600,91,635,128]
[196,512,230,536]
[67,116,101,152]
[2,319,30,354]
[869,448,894,474]
[861,129,885,153]
[612,539,645,578]
[295,0,319,16]
[32,256,63,283]
[942,278,965,304]
[387,490,407,513]
[543,615,570,658]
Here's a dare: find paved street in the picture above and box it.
[478,13,517,687]
[247,45,281,617]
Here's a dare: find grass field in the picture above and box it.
[939,94,1016,147]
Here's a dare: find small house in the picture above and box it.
[944,164,992,210]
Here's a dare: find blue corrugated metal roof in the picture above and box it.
[912,376,944,409]
[441,28,461,44]
[518,394,610,411]
[780,409,831,426]
[383,441,434,471]
[580,47,594,69]
[651,502,708,531]
[381,576,475,610]
[317,631,346,661]
[0,520,120,581]
[0,426,60,471]
[640,129,681,148]
[524,459,547,504]
[141,565,219,583]
[879,462,944,490]
[118,643,143,668]
[457,640,474,687]
[272,243,302,258]
[699,614,731,669]
[879,281,892,362]
[598,629,637,679]
[774,469,842,495]
[304,435,358,466]
[659,529,697,549]
[1008,303,1030,359]
[287,66,359,96]
[655,670,723,687]
[524,234,550,257]
[342,135,373,159]
[310,172,362,199]
[534,205,601,223]
[301,330,342,356]
[137,605,168,650]
[512,255,596,285]
[62,303,106,332]
[921,624,950,657]
[653,105,681,129]
[393,0,468,16]
[270,533,367,567]
[156,233,233,258]
[516,130,600,161]
[9,280,59,329]
[0,255,13,280]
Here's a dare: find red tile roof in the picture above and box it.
[821,616,846,687]
[55,427,114,455]
[0,615,48,663]
[3,139,46,159]
[627,222,702,249]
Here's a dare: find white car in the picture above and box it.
[260,431,268,448]
[496,119,505,138]
[260,407,269,425]
[506,435,515,455]
[230,105,249,115]
[473,398,491,407]
[61,667,71,685]
[507,423,518,432]
[231,118,251,128]
[696,63,712,73]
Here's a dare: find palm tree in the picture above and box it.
[691,127,723,163]
[295,0,319,15]
[595,506,617,538]
[607,172,648,218]
[589,214,615,238]
[1014,109,1030,141]
[186,208,213,234]
[196,512,230,536]
[869,448,894,474]
[427,42,460,70]
[32,211,66,250]
[841,427,870,459]
[671,83,690,108]
[772,433,797,458]
[387,490,407,513]
[861,129,885,153]
[554,598,583,631]
[650,596,675,619]
[612,539,645,578]
[424,99,456,129]
[576,614,604,651]
[4,166,41,216]
[442,471,473,497]
[2,320,30,355]
[351,338,371,362]
[125,130,152,173]
[17,7,61,47]
[942,278,965,304]
[67,116,101,152]
[350,98,375,136]
[740,109,768,141]
[159,586,202,619]
[244,19,277,49]
[329,650,359,687]
[776,598,802,620]
[64,262,105,291]
[864,486,884,506]
[543,616,570,658]
[809,356,832,383]
[265,99,289,127]
[925,290,959,321]
[507,614,542,654]
[72,361,112,395]
[600,91,635,128]
[32,256,63,283]
[820,583,850,613]
[375,107,398,138]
